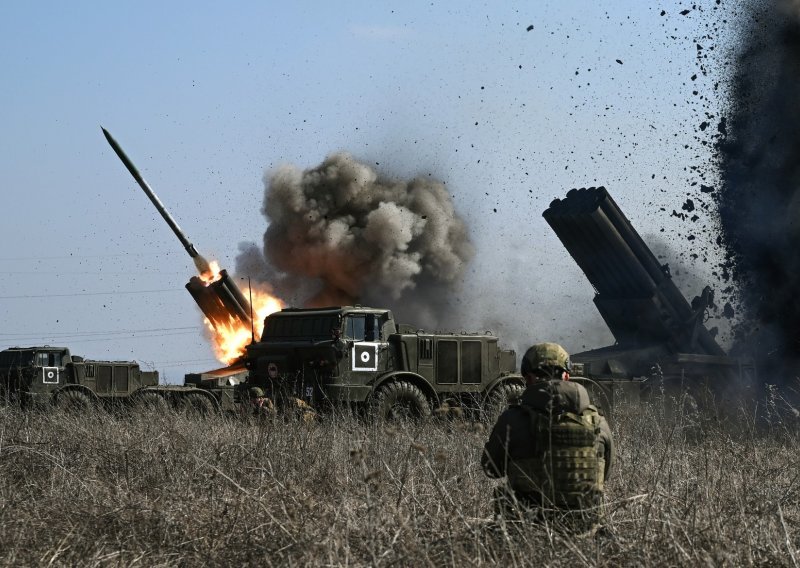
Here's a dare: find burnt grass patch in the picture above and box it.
[0,396,798,566]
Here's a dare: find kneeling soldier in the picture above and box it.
[482,343,614,528]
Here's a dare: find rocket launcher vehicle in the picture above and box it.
[543,187,753,387]
[543,186,724,356]
[102,127,254,337]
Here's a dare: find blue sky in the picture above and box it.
[0,1,733,380]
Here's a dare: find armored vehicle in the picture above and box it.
[243,306,523,419]
[0,346,161,410]
[543,187,756,408]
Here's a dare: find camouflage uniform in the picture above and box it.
[482,344,614,526]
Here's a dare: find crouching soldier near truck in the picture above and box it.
[246,361,316,421]
[481,343,614,530]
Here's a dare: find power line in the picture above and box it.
[0,331,203,345]
[0,325,200,338]
[0,271,189,275]
[0,251,184,261]
[0,289,185,299]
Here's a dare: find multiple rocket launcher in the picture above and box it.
[543,186,724,357]
[101,128,255,344]
[541,187,748,386]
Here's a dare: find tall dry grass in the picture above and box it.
[0,391,798,567]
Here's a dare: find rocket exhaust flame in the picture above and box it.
[202,286,283,364]
[186,270,251,332]
[187,269,283,364]
[194,254,213,279]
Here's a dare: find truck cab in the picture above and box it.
[0,347,70,405]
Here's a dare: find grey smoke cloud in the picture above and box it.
[236,152,474,314]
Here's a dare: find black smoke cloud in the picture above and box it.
[236,152,474,326]
[715,0,800,377]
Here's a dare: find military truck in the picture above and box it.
[0,346,161,409]
[0,345,233,413]
[242,306,524,419]
[543,187,757,409]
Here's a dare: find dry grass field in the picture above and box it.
[0,392,798,567]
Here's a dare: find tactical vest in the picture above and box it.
[507,404,604,509]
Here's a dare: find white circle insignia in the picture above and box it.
[360,351,371,363]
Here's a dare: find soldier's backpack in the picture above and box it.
[507,403,604,509]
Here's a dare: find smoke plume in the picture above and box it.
[236,152,474,324]
[715,0,800,379]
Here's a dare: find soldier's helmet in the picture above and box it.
[520,342,571,376]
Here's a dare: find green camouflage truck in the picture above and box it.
[0,346,162,409]
[0,345,234,413]
[242,305,524,419]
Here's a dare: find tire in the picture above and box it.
[55,389,94,413]
[179,392,217,417]
[371,380,431,421]
[484,382,524,422]
[133,391,171,413]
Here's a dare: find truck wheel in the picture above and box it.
[133,391,170,413]
[485,382,524,422]
[179,392,216,417]
[372,380,431,421]
[55,389,94,413]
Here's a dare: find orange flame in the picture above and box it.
[199,259,222,285]
[196,258,284,364]
[203,286,284,365]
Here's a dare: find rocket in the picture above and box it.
[101,126,212,275]
[102,127,253,335]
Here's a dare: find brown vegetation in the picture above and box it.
[0,394,798,566]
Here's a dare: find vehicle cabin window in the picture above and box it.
[436,340,458,384]
[419,338,433,361]
[346,315,366,341]
[365,315,379,341]
[36,352,63,367]
[346,314,383,342]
